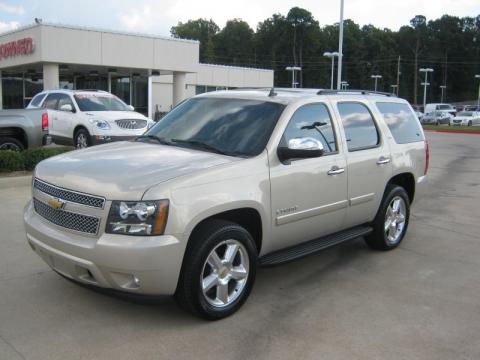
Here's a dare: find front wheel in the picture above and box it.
[468,121,472,127]
[365,185,410,250]
[74,128,91,149]
[175,219,257,320]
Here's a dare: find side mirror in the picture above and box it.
[128,105,135,111]
[59,103,74,112]
[278,137,324,163]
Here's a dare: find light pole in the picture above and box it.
[285,66,302,88]
[390,84,398,96]
[419,68,434,112]
[336,0,344,90]
[475,75,480,109]
[440,85,446,103]
[340,81,349,90]
[323,51,339,90]
[371,74,382,92]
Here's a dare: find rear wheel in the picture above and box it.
[0,137,24,151]
[468,120,472,127]
[365,185,410,250]
[175,219,257,320]
[74,128,90,149]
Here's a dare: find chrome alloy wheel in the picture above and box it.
[0,142,21,151]
[76,133,88,148]
[201,239,249,308]
[384,196,407,245]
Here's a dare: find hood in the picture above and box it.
[35,142,237,200]
[84,111,149,122]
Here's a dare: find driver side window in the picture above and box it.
[282,103,338,155]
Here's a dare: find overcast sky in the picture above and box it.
[0,0,479,35]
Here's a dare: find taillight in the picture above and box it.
[41,113,48,131]
[424,140,429,175]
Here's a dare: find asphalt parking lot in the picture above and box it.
[1,131,479,360]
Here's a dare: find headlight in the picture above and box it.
[88,119,111,130]
[106,200,169,236]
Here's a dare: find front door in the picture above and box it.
[54,94,77,141]
[268,102,348,254]
[335,101,393,228]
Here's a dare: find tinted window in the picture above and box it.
[337,102,379,151]
[144,97,285,157]
[376,102,424,144]
[57,94,74,110]
[282,103,337,154]
[74,93,129,111]
[42,93,61,110]
[30,93,46,107]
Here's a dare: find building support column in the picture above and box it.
[147,75,153,119]
[43,63,59,90]
[172,72,187,107]
[0,71,3,110]
[107,72,112,93]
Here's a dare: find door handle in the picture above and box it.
[327,166,345,176]
[376,156,391,165]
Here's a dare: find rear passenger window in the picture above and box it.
[337,102,379,151]
[376,102,424,144]
[42,94,60,110]
[30,93,46,107]
[282,103,337,155]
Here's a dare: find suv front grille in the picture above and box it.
[33,198,100,235]
[34,179,105,209]
[115,119,148,129]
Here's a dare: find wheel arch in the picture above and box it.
[0,127,28,148]
[386,172,415,203]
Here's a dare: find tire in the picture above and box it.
[435,121,440,126]
[0,137,24,151]
[175,219,257,320]
[74,128,91,149]
[365,185,410,251]
[468,121,472,127]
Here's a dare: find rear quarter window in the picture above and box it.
[376,102,425,144]
[29,93,47,107]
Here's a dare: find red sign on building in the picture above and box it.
[0,37,34,60]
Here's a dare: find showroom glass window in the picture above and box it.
[281,103,338,155]
[337,102,379,151]
[376,102,424,144]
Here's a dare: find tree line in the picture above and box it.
[171,8,480,105]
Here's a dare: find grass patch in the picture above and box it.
[422,125,480,133]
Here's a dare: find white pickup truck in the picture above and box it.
[27,89,155,148]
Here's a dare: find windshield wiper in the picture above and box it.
[135,135,172,145]
[170,139,229,156]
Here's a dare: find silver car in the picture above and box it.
[24,89,428,319]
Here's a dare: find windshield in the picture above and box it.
[143,97,285,157]
[458,112,473,116]
[74,93,130,111]
[438,105,452,110]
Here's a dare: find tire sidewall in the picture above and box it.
[186,223,257,319]
[74,129,90,148]
[0,137,24,151]
[378,186,410,249]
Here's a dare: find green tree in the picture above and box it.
[171,19,219,62]
[214,19,254,66]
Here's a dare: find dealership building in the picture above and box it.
[0,22,273,118]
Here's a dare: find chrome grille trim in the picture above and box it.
[34,178,105,209]
[115,119,148,130]
[33,198,100,235]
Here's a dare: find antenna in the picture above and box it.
[268,87,277,97]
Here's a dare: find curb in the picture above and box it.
[0,175,32,190]
[424,129,480,135]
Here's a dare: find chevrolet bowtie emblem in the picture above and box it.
[48,198,66,210]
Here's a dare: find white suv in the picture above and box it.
[24,89,428,319]
[28,90,154,148]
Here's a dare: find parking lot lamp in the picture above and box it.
[323,52,339,89]
[340,81,349,90]
[440,85,446,103]
[419,68,434,112]
[336,0,344,90]
[475,75,480,109]
[371,75,382,92]
[390,84,398,96]
[285,66,302,88]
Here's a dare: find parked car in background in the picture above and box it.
[421,111,453,125]
[424,103,456,116]
[27,90,155,148]
[414,110,424,121]
[463,105,480,112]
[451,111,480,126]
[0,108,51,150]
[24,88,428,319]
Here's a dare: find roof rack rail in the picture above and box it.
[74,89,108,92]
[317,89,395,97]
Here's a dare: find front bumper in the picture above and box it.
[23,200,186,295]
[90,135,138,146]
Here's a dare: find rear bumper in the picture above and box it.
[23,200,186,295]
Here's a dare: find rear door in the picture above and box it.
[268,102,348,253]
[335,101,393,228]
[55,94,77,140]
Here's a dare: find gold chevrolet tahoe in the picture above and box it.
[24,89,428,319]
